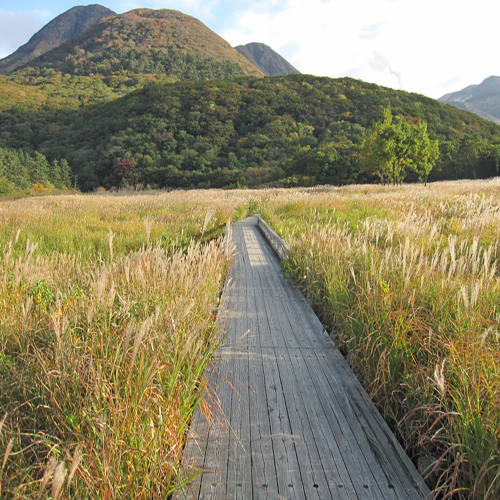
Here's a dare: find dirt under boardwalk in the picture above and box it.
[176,216,431,500]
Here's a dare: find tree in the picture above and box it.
[410,121,439,186]
[32,151,50,185]
[114,158,137,186]
[361,109,398,183]
[306,141,339,182]
[50,159,63,188]
[456,135,489,179]
[362,109,439,185]
[59,158,73,188]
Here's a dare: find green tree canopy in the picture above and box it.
[362,109,439,185]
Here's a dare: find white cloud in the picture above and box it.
[221,0,500,98]
[0,10,52,59]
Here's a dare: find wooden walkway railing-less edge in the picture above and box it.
[175,216,432,500]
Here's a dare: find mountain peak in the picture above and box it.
[235,42,300,76]
[439,75,500,124]
[11,8,263,81]
[476,75,500,92]
[0,4,116,75]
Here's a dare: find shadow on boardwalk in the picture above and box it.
[176,216,431,500]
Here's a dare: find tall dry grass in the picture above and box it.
[2,182,499,498]
[0,191,238,498]
[0,190,247,259]
[261,179,500,499]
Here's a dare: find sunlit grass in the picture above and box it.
[0,191,242,498]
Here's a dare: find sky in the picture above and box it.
[0,0,498,99]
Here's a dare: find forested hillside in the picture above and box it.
[0,147,72,194]
[0,8,264,128]
[1,74,500,191]
[17,9,262,82]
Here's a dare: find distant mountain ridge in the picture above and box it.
[235,42,300,76]
[0,4,116,75]
[439,76,500,125]
[15,8,263,80]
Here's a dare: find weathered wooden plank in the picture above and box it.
[244,237,282,499]
[175,406,207,499]
[198,246,247,499]
[301,350,398,499]
[287,350,367,500]
[279,270,335,349]
[333,359,431,499]
[244,222,307,500]
[251,246,331,498]
[254,254,349,498]
[260,258,424,495]
[248,261,291,499]
[196,359,233,499]
[259,346,307,500]
[269,346,335,500]
[252,225,325,351]
[263,263,328,350]
[225,230,253,499]
[304,343,427,499]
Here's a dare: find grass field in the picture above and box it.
[260,179,500,499]
[1,181,499,499]
[0,192,240,498]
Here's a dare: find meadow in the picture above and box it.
[1,180,499,499]
[0,192,239,498]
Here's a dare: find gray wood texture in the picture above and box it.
[256,215,290,261]
[175,216,432,499]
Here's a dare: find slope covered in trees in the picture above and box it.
[0,147,72,194]
[1,74,499,191]
[0,8,264,119]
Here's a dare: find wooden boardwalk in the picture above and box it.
[176,216,431,499]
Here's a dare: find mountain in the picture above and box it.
[17,9,263,80]
[2,73,500,191]
[0,4,116,75]
[439,76,500,125]
[1,8,499,192]
[235,42,300,76]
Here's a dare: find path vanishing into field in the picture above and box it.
[176,216,431,500]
